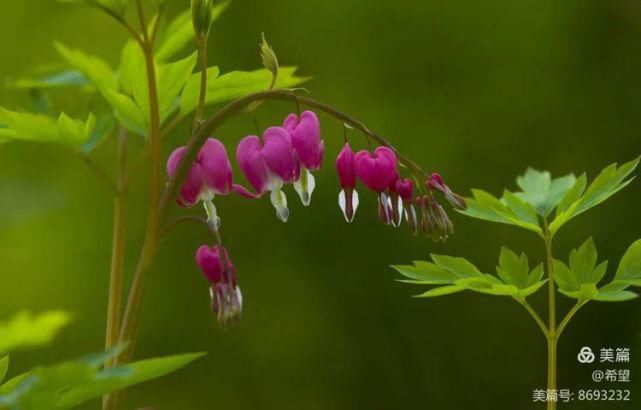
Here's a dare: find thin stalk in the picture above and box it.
[194,36,209,125]
[543,221,557,410]
[516,298,548,338]
[556,301,584,339]
[103,1,162,408]
[104,127,128,371]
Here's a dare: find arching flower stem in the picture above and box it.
[114,88,432,384]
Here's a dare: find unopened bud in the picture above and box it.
[260,33,279,88]
[191,0,215,38]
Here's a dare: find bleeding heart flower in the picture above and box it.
[335,143,359,222]
[283,111,324,206]
[196,245,242,327]
[167,138,233,208]
[355,147,399,225]
[236,126,299,222]
[395,178,418,235]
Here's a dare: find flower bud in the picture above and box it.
[191,0,215,38]
[260,33,279,83]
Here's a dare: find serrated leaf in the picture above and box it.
[0,109,97,149]
[54,42,117,91]
[415,285,463,298]
[552,259,579,292]
[0,311,71,355]
[527,264,544,286]
[56,352,206,407]
[549,159,639,235]
[81,115,115,153]
[497,247,529,288]
[179,67,311,116]
[556,174,586,214]
[458,189,542,234]
[569,238,598,283]
[515,168,576,217]
[431,255,483,278]
[614,238,641,284]
[0,356,8,384]
[501,191,539,226]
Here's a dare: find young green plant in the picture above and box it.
[393,158,640,410]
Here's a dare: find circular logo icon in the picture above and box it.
[577,346,595,364]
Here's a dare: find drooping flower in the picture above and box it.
[355,147,399,225]
[236,126,299,222]
[335,143,359,222]
[196,245,242,327]
[167,138,233,227]
[167,138,233,207]
[284,111,325,206]
[395,178,418,235]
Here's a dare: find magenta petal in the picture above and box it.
[354,147,398,192]
[237,135,269,194]
[196,245,223,283]
[335,143,357,188]
[395,178,414,202]
[166,146,186,180]
[287,111,323,170]
[199,138,233,194]
[180,162,204,207]
[261,126,299,183]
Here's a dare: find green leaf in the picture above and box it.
[81,115,115,153]
[8,69,90,89]
[594,290,638,302]
[514,168,576,217]
[569,238,599,283]
[102,88,147,135]
[179,67,311,116]
[560,283,598,301]
[56,352,206,407]
[159,54,199,120]
[0,109,97,149]
[556,174,586,214]
[415,285,463,298]
[118,40,144,96]
[501,191,539,226]
[549,159,639,235]
[54,42,117,92]
[0,311,71,355]
[496,247,529,288]
[0,356,8,384]
[431,255,483,279]
[155,3,229,62]
[458,189,542,234]
[613,239,641,284]
[391,262,457,284]
[552,259,579,292]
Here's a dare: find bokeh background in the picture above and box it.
[1,0,641,409]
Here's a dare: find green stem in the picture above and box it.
[543,221,557,410]
[194,36,209,125]
[556,301,584,339]
[104,127,128,371]
[516,298,548,338]
[103,1,162,408]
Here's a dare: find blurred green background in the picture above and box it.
[1,0,640,408]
